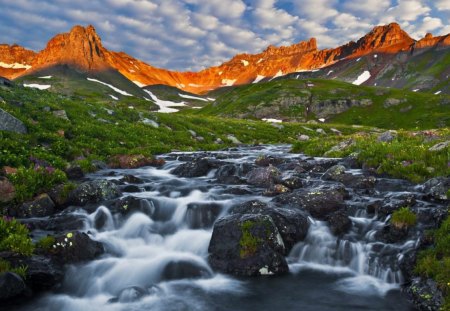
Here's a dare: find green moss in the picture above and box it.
[36,235,56,251]
[415,217,450,309]
[391,207,417,229]
[0,217,34,256]
[239,220,262,258]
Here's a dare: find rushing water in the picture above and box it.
[17,145,419,311]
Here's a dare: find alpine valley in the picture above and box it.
[0,22,449,311]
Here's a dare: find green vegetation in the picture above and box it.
[292,129,449,183]
[391,207,417,229]
[195,78,449,129]
[415,217,450,309]
[0,216,34,256]
[36,235,56,251]
[240,220,262,258]
[0,259,28,279]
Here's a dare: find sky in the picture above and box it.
[0,0,449,71]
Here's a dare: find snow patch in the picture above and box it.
[256,58,263,64]
[412,89,419,92]
[262,118,282,123]
[192,107,202,109]
[143,89,186,113]
[374,54,378,58]
[352,71,371,85]
[252,75,265,84]
[38,76,52,79]
[178,93,209,102]
[87,78,132,96]
[259,266,274,275]
[434,90,442,95]
[207,97,215,101]
[241,60,249,66]
[318,118,325,123]
[109,94,118,100]
[327,70,334,76]
[23,84,51,90]
[188,83,203,87]
[133,80,146,88]
[269,70,283,81]
[356,58,361,62]
[0,62,32,70]
[222,79,236,86]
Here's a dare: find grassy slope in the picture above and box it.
[195,78,449,129]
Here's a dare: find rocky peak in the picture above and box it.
[31,25,110,71]
[263,38,317,56]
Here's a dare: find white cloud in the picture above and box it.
[434,0,450,11]
[381,0,431,23]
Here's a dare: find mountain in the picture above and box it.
[0,23,449,95]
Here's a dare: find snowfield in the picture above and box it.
[143,90,186,113]
[352,71,371,85]
[87,78,132,96]
[23,84,51,90]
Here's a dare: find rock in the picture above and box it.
[316,128,326,135]
[215,138,224,144]
[273,185,347,220]
[0,77,13,87]
[171,158,218,177]
[111,196,156,216]
[188,130,197,137]
[246,165,281,187]
[281,176,304,189]
[227,135,241,144]
[185,202,222,229]
[322,165,346,181]
[91,160,108,170]
[428,140,449,152]
[421,177,450,201]
[47,184,71,209]
[406,278,444,311]
[52,110,69,121]
[51,232,103,264]
[65,165,84,180]
[383,98,403,107]
[377,130,397,142]
[141,119,159,128]
[119,174,145,184]
[327,211,352,235]
[376,193,417,216]
[14,194,55,218]
[109,286,151,303]
[0,272,26,301]
[215,164,245,184]
[161,260,212,281]
[109,154,165,169]
[325,139,355,154]
[122,185,141,193]
[330,128,342,135]
[68,180,121,206]
[264,184,291,196]
[0,108,27,134]
[0,177,15,203]
[297,134,310,141]
[2,166,18,175]
[255,156,285,167]
[208,214,288,276]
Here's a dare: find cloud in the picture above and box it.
[0,0,448,71]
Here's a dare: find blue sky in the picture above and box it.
[0,0,449,71]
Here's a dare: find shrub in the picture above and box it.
[35,235,56,251]
[0,216,34,256]
[0,259,28,279]
[391,207,417,229]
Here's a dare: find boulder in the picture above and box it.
[215,164,245,184]
[406,278,444,311]
[322,165,346,181]
[65,165,84,180]
[227,135,241,144]
[377,131,397,142]
[109,154,165,169]
[0,109,27,134]
[52,110,69,121]
[428,141,449,152]
[273,185,347,220]
[47,184,71,208]
[246,165,281,187]
[109,286,155,303]
[171,158,220,177]
[51,232,103,264]
[421,177,450,201]
[111,196,156,216]
[161,260,212,281]
[255,156,285,167]
[0,177,15,203]
[298,134,310,141]
[68,180,121,206]
[208,214,288,276]
[327,211,352,235]
[119,174,145,184]
[14,194,55,218]
[0,272,26,301]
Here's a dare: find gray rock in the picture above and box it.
[322,165,346,180]
[141,118,159,128]
[406,278,444,311]
[69,180,121,206]
[325,139,355,154]
[246,165,281,187]
[15,193,55,218]
[227,135,241,144]
[188,130,197,137]
[316,128,327,135]
[377,130,397,142]
[330,128,342,135]
[298,134,310,141]
[428,141,449,152]
[383,98,404,108]
[0,108,27,134]
[422,177,450,201]
[0,272,26,301]
[53,110,69,121]
[301,126,314,131]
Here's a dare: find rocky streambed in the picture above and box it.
[1,145,448,311]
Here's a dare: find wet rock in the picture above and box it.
[263,184,291,196]
[273,185,347,220]
[161,260,212,281]
[322,165,346,181]
[14,194,55,218]
[65,165,84,180]
[68,180,121,206]
[208,214,288,276]
[222,187,253,195]
[339,153,361,169]
[109,286,153,303]
[111,196,156,216]
[377,194,417,217]
[119,174,145,184]
[215,164,245,184]
[428,140,449,152]
[421,177,450,201]
[406,278,444,311]
[51,232,103,264]
[0,272,26,301]
[109,154,165,169]
[255,156,285,167]
[227,135,241,144]
[281,175,304,189]
[185,202,222,229]
[297,134,310,141]
[122,185,141,193]
[246,165,281,187]
[91,160,108,170]
[0,108,27,134]
[327,211,352,235]
[47,184,71,209]
[0,177,15,203]
[171,158,218,177]
[377,131,397,142]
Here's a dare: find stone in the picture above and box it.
[208,214,288,276]
[0,272,26,301]
[327,211,352,235]
[383,98,404,108]
[185,202,222,229]
[246,165,281,187]
[109,154,165,169]
[171,158,220,178]
[68,180,121,206]
[298,134,310,141]
[51,231,103,264]
[227,135,242,144]
[316,128,326,135]
[0,177,15,203]
[52,110,69,121]
[65,164,84,180]
[406,278,444,311]
[326,139,355,154]
[0,108,27,134]
[322,165,346,181]
[14,194,55,218]
[421,177,450,201]
[161,260,212,281]
[377,130,397,142]
[428,141,449,152]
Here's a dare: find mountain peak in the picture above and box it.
[263,38,317,56]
